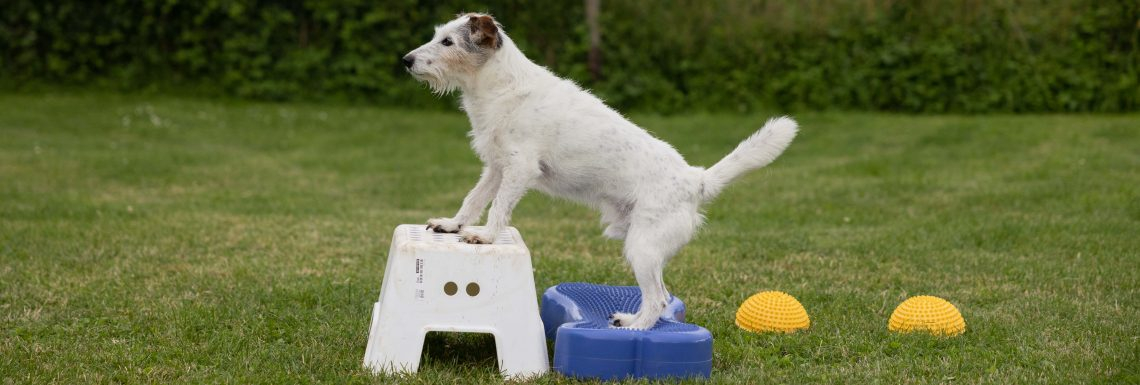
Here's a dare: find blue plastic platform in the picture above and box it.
[540,283,713,380]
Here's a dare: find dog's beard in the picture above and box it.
[410,68,459,96]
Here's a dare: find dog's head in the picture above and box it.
[402,13,503,95]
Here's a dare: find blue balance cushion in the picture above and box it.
[540,283,713,380]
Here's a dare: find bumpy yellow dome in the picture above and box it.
[735,291,810,333]
[888,295,966,336]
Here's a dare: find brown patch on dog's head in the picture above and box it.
[466,14,501,49]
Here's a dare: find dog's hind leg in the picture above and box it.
[600,200,633,240]
[610,208,699,329]
[603,221,630,240]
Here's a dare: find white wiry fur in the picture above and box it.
[404,13,798,330]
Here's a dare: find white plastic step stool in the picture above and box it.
[363,224,549,379]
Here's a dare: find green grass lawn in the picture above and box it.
[1,92,1137,384]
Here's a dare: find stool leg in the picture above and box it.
[492,321,549,379]
[363,308,427,374]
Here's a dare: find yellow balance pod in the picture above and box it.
[888,295,966,336]
[735,291,810,333]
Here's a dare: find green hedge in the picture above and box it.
[2,0,1137,112]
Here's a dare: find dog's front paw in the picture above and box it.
[426,217,462,233]
[459,229,493,244]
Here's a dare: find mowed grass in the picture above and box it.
[1,92,1137,384]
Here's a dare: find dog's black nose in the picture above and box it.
[402,55,415,68]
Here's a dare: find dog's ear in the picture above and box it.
[467,14,501,49]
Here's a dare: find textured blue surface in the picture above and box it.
[540,283,713,380]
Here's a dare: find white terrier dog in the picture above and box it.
[403,13,797,329]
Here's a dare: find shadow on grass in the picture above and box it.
[418,332,501,374]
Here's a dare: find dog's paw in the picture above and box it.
[609,312,638,327]
[459,229,493,244]
[426,217,462,233]
[609,311,658,330]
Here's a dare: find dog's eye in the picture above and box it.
[441,37,453,46]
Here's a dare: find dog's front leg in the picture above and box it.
[459,161,539,244]
[428,166,502,233]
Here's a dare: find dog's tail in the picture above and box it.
[699,116,798,202]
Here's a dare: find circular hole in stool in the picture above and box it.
[466,282,480,296]
[443,281,458,296]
